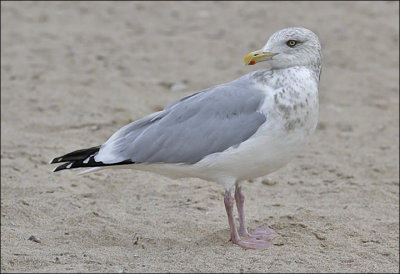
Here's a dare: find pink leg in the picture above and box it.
[234,185,250,237]
[224,190,241,243]
[224,190,273,249]
[234,186,279,241]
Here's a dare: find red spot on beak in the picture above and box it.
[249,61,256,65]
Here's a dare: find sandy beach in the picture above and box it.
[1,1,399,273]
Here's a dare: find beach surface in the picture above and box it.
[1,1,399,272]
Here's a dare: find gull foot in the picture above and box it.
[241,225,279,241]
[234,238,272,250]
[230,225,279,250]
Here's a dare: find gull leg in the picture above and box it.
[234,185,279,241]
[224,189,272,249]
[224,189,241,243]
[235,185,250,237]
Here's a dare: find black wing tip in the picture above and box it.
[49,146,101,165]
[51,159,135,173]
[49,157,63,164]
[52,162,71,172]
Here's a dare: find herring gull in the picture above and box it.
[50,27,322,249]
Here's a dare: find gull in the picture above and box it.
[50,27,322,249]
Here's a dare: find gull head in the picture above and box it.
[244,27,322,70]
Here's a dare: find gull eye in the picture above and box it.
[287,40,297,47]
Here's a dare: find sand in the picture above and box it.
[1,1,399,273]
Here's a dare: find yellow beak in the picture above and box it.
[243,49,278,66]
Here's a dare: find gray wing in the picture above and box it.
[95,77,267,165]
